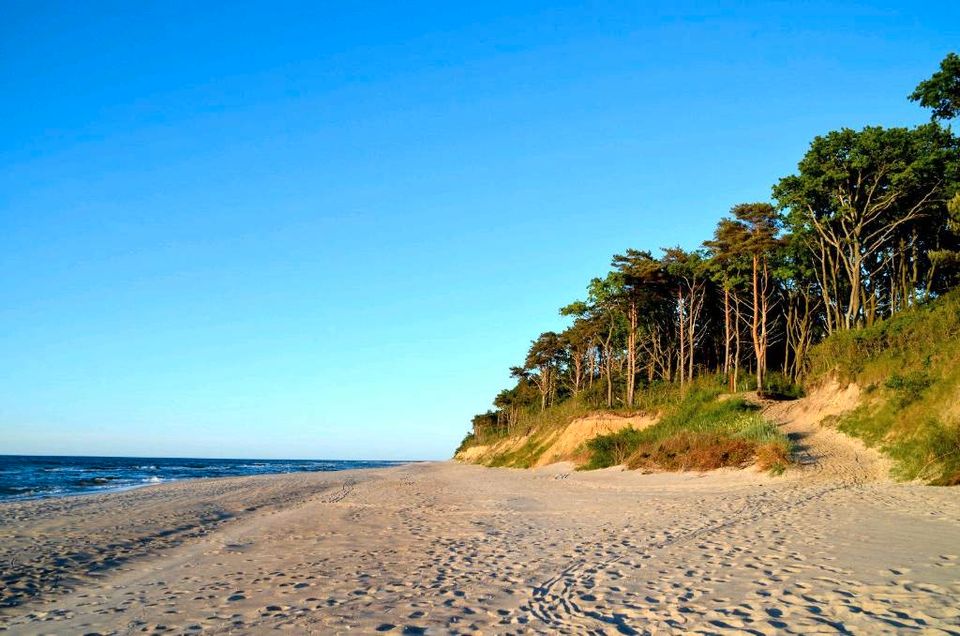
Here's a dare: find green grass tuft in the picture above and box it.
[582,380,793,474]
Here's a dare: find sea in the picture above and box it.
[0,455,407,503]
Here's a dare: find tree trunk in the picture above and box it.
[603,324,614,408]
[751,254,763,392]
[723,287,731,378]
[733,298,741,392]
[626,301,637,408]
[677,288,685,389]
[758,259,769,391]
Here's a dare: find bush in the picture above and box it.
[755,440,792,474]
[455,432,477,456]
[626,432,756,471]
[583,428,647,469]
[884,371,933,407]
[881,417,960,484]
[806,289,960,384]
[761,371,805,400]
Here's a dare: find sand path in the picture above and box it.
[2,448,959,633]
[760,381,892,485]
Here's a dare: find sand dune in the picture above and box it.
[456,412,657,466]
[532,413,658,468]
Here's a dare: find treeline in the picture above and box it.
[471,53,960,440]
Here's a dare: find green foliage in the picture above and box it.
[762,371,806,400]
[910,52,960,121]
[583,383,793,474]
[455,432,478,456]
[466,379,712,468]
[631,380,686,412]
[807,289,960,383]
[582,428,648,469]
[929,193,960,285]
[884,371,933,407]
[774,123,959,331]
[837,408,960,485]
[470,411,503,441]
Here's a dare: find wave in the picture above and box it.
[73,476,121,487]
[0,457,408,502]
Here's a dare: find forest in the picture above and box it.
[465,53,960,447]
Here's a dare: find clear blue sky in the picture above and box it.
[1,2,955,459]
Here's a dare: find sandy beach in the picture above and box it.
[3,418,960,636]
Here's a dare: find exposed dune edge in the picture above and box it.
[458,377,895,480]
[767,377,862,429]
[533,413,657,467]
[454,412,657,467]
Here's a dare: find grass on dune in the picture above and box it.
[583,380,793,474]
[806,289,960,485]
[455,381,686,468]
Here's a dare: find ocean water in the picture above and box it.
[0,455,407,502]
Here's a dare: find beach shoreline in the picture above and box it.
[2,461,959,633]
[0,455,411,503]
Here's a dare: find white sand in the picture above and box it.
[2,410,959,634]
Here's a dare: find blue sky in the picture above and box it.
[1,1,956,459]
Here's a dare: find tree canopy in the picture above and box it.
[466,52,960,441]
[910,52,960,121]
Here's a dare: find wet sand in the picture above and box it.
[2,444,959,635]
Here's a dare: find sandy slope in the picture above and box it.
[761,380,893,483]
[456,412,657,466]
[2,435,959,635]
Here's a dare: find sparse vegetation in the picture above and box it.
[454,432,478,456]
[807,289,960,484]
